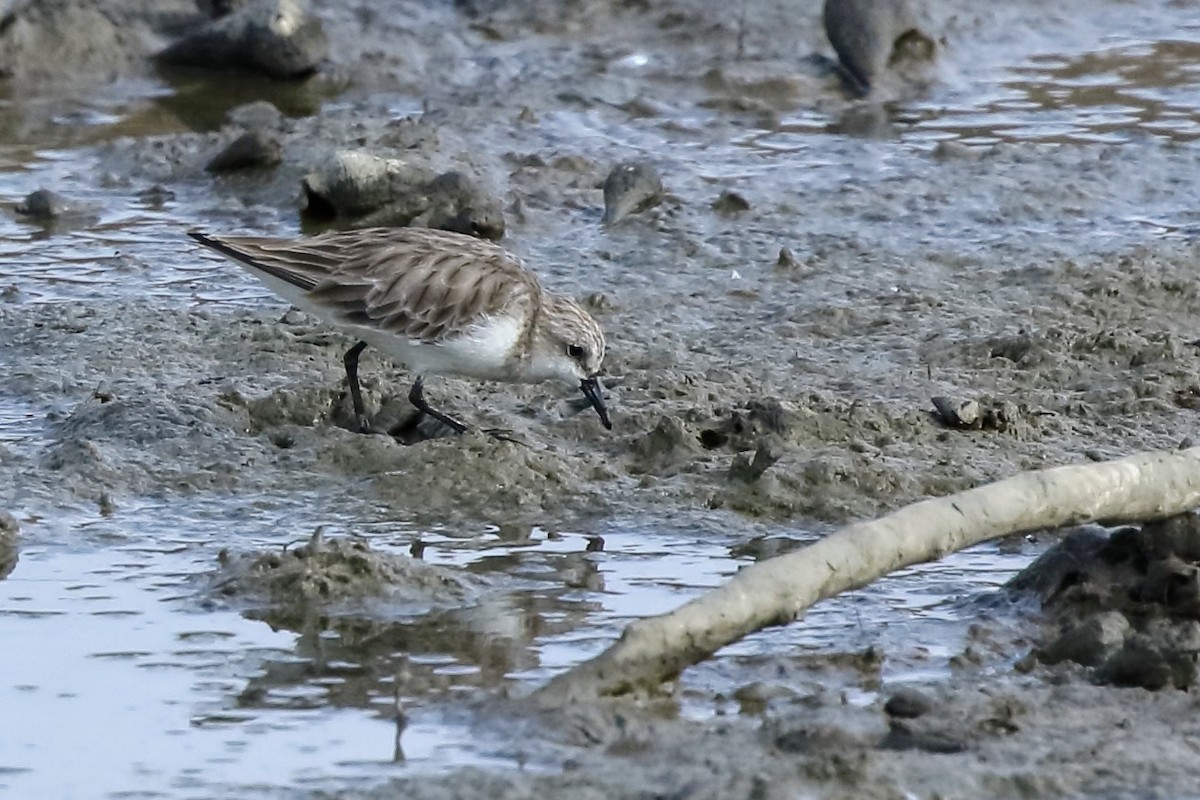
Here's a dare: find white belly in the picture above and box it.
[350,314,525,382]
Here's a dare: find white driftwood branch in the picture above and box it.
[536,447,1200,704]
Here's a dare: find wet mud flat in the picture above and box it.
[4,0,1200,797]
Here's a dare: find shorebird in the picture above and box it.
[189,227,612,437]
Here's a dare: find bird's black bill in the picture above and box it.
[580,376,612,430]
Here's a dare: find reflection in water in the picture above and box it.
[911,38,1200,145]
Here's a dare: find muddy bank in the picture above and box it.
[305,671,1200,799]
[5,231,1200,525]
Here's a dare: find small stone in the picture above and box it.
[205,130,283,172]
[16,189,82,220]
[712,190,751,214]
[601,161,663,225]
[931,396,980,429]
[776,247,797,269]
[883,687,934,719]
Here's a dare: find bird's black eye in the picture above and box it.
[567,344,586,360]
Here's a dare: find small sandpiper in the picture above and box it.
[189,226,612,436]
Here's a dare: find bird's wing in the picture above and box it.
[191,227,539,342]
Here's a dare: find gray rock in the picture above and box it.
[205,130,283,172]
[712,189,750,215]
[158,0,327,79]
[884,687,934,719]
[301,151,505,240]
[601,160,663,225]
[15,189,100,226]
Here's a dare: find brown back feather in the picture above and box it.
[194,227,541,342]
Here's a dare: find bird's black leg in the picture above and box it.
[408,377,468,434]
[343,341,372,433]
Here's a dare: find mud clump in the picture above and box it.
[1011,516,1200,689]
[211,529,477,623]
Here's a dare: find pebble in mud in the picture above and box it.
[157,0,327,80]
[930,395,1020,432]
[822,0,937,96]
[601,160,663,225]
[1011,515,1200,690]
[301,150,505,239]
[204,129,282,172]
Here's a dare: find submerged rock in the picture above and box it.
[822,0,937,96]
[157,0,327,79]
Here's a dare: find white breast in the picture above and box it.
[351,314,527,382]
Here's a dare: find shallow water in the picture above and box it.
[0,493,1037,797]
[3,1,1200,796]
